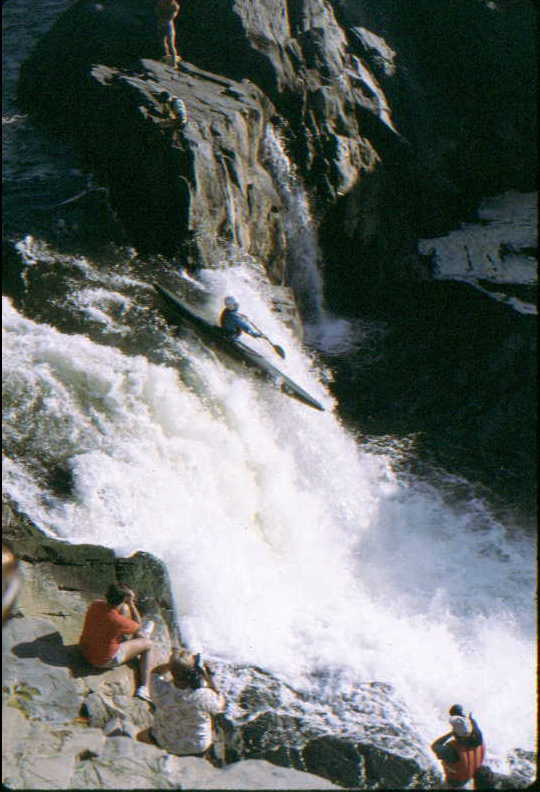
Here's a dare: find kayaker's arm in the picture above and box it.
[220,309,262,339]
[236,313,263,338]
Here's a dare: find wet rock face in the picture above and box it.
[17,0,405,273]
[178,0,404,199]
[210,664,439,788]
[17,1,286,271]
[22,57,284,269]
[18,0,535,291]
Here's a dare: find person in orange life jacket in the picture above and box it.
[219,296,263,341]
[431,705,485,789]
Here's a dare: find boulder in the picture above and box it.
[207,664,439,789]
[71,735,178,789]
[18,3,287,273]
[165,757,342,789]
[2,706,106,790]
[3,617,84,724]
[3,499,176,644]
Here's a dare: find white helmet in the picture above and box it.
[224,296,239,310]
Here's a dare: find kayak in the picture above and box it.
[154,284,325,411]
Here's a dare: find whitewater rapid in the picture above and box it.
[2,253,536,775]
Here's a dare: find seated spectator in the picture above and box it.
[78,582,153,703]
[431,706,485,789]
[150,650,225,756]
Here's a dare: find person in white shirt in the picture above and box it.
[150,650,226,757]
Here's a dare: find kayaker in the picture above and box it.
[220,296,264,341]
[78,582,154,704]
[431,707,485,789]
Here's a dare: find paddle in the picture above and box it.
[241,314,286,359]
[261,335,286,359]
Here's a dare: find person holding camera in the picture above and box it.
[150,649,226,757]
[78,582,154,703]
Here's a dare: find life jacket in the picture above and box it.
[443,740,486,784]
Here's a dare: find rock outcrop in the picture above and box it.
[17,0,289,274]
[212,664,438,789]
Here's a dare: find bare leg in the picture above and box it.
[160,24,171,58]
[167,22,178,59]
[119,637,153,688]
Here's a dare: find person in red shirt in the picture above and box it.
[79,582,153,703]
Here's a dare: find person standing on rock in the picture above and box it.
[150,650,226,757]
[155,0,181,67]
[431,706,485,789]
[78,582,154,704]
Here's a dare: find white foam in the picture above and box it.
[2,284,536,771]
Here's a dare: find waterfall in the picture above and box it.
[2,246,536,773]
[2,2,536,775]
[263,127,370,355]
[263,126,325,321]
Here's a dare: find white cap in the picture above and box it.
[224,296,238,310]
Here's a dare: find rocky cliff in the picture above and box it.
[17,0,536,273]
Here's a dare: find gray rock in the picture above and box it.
[2,705,105,790]
[73,739,342,790]
[349,27,397,77]
[2,617,82,724]
[72,735,180,789]
[207,664,439,788]
[167,757,342,789]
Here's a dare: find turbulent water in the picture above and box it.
[2,0,537,780]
